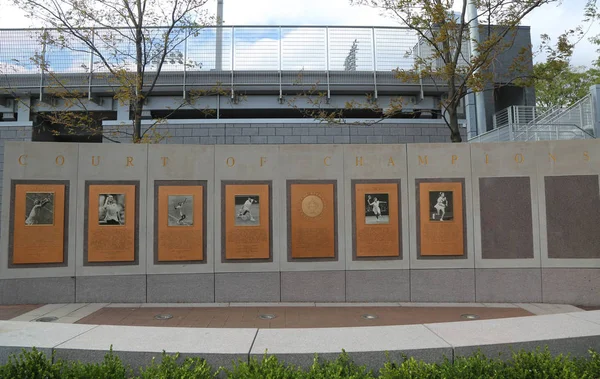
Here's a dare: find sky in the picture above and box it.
[0,0,598,67]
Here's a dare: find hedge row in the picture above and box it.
[2,347,600,378]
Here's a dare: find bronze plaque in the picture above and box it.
[12,184,66,264]
[289,183,336,259]
[419,182,464,256]
[355,182,400,258]
[224,183,271,260]
[87,184,136,262]
[157,185,204,262]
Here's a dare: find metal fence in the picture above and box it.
[0,26,427,75]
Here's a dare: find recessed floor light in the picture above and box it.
[461,314,480,320]
[34,316,58,322]
[154,314,173,320]
[258,314,276,320]
[361,314,378,320]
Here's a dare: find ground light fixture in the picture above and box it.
[461,314,480,320]
[35,316,58,322]
[361,314,378,320]
[258,314,277,320]
[154,314,173,320]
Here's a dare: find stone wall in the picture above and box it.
[2,139,598,305]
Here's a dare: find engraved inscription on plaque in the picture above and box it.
[289,183,336,259]
[224,183,270,260]
[87,184,136,262]
[13,184,66,264]
[354,182,400,258]
[419,182,464,256]
[158,185,203,262]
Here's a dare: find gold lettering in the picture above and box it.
[92,156,100,166]
[55,155,65,166]
[418,155,428,165]
[451,155,458,164]
[161,156,168,167]
[126,156,134,167]
[388,157,395,166]
[514,153,524,164]
[356,156,363,166]
[485,154,489,164]
[584,151,590,161]
[260,156,267,167]
[18,154,27,166]
[324,156,331,166]
[226,157,235,167]
[548,153,556,163]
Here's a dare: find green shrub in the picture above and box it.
[2,345,600,378]
[221,353,302,379]
[139,352,213,379]
[0,347,62,379]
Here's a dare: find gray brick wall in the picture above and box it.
[103,122,467,144]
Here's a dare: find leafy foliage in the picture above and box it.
[2,346,600,378]
[341,0,558,142]
[8,0,214,142]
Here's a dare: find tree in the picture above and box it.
[533,0,600,108]
[349,0,559,142]
[344,39,358,71]
[533,61,598,108]
[10,0,214,142]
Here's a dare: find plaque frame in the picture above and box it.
[8,179,70,268]
[83,180,140,266]
[221,180,273,263]
[415,178,467,259]
[286,179,338,262]
[154,180,207,265]
[351,179,402,261]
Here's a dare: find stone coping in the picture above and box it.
[1,311,600,371]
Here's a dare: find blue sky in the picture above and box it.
[1,0,598,67]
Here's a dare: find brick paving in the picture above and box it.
[75,306,532,328]
[0,304,41,320]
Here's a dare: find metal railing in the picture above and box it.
[0,26,434,75]
[473,94,595,143]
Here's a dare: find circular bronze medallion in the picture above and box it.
[301,195,324,218]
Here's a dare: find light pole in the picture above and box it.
[467,0,487,135]
[216,0,224,70]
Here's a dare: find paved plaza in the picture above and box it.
[1,302,587,328]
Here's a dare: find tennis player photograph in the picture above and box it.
[235,195,260,226]
[365,193,389,224]
[168,195,194,226]
[25,192,54,225]
[429,191,453,221]
[98,194,126,225]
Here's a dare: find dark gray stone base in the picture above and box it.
[542,268,600,306]
[0,277,75,304]
[281,271,345,302]
[346,270,409,302]
[476,268,542,303]
[76,275,146,303]
[147,273,215,303]
[215,272,280,302]
[410,269,475,302]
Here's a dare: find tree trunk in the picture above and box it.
[133,99,143,143]
[447,106,463,142]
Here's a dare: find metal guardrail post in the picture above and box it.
[230,26,235,99]
[39,28,46,101]
[371,27,378,100]
[183,30,188,99]
[278,26,282,101]
[88,28,94,100]
[326,27,330,100]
